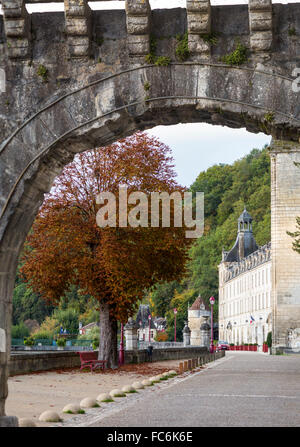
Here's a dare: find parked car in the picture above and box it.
[217,340,230,351]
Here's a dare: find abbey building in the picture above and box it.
[218,209,272,348]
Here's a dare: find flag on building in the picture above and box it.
[250,315,255,324]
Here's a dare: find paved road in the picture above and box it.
[90,352,300,427]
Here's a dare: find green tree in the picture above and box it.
[150,280,179,317]
[12,282,54,325]
[53,308,79,335]
[11,322,30,339]
[149,145,271,332]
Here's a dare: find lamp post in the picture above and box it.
[209,296,215,353]
[148,314,151,342]
[119,323,124,366]
[174,308,177,342]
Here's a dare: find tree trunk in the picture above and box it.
[98,301,118,369]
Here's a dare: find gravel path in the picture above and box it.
[6,359,180,426]
[66,352,300,427]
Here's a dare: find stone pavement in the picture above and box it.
[80,352,300,427]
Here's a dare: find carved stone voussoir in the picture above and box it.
[250,11,272,32]
[126,0,151,16]
[128,34,150,56]
[249,0,273,52]
[64,0,91,57]
[127,15,150,35]
[249,0,272,12]
[250,30,273,52]
[186,0,211,13]
[188,34,210,54]
[2,0,31,58]
[187,13,211,35]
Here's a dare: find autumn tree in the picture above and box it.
[21,132,191,368]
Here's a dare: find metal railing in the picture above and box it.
[11,338,94,347]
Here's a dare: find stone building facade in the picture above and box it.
[218,209,272,348]
[136,305,157,342]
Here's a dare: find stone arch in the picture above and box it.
[0,61,300,423]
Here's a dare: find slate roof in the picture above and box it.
[190,296,209,311]
[136,305,156,329]
[224,207,258,263]
[238,207,253,223]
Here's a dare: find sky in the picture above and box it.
[147,125,270,187]
[0,0,295,13]
[1,0,279,185]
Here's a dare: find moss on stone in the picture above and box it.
[37,64,49,82]
[155,56,171,66]
[264,111,274,123]
[175,32,189,62]
[222,43,248,66]
[202,32,219,46]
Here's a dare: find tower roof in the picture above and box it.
[190,295,209,311]
[238,207,253,223]
[223,207,258,263]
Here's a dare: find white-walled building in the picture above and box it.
[218,209,272,347]
[136,305,157,342]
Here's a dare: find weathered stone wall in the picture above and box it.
[270,140,300,353]
[125,346,211,364]
[9,351,81,376]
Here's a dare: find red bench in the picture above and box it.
[77,351,107,372]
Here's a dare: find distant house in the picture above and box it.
[153,317,167,332]
[136,305,157,342]
[79,322,99,335]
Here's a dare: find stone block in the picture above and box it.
[65,17,89,36]
[187,1,211,55]
[1,1,24,18]
[2,0,31,58]
[4,18,26,37]
[249,0,272,12]
[6,37,30,59]
[187,13,211,34]
[126,0,150,16]
[67,36,90,58]
[188,34,210,54]
[64,0,87,17]
[249,11,272,32]
[128,34,150,56]
[125,0,150,57]
[250,31,273,52]
[64,0,91,57]
[186,1,211,13]
[127,15,150,35]
[249,0,272,52]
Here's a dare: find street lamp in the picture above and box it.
[119,323,124,366]
[173,308,177,342]
[148,314,151,342]
[209,296,215,353]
